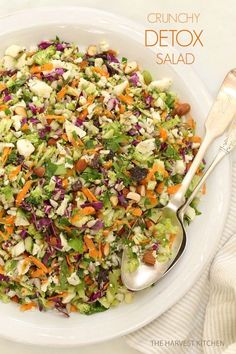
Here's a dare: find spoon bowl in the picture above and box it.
[121,207,186,291]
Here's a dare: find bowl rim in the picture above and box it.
[0,6,231,347]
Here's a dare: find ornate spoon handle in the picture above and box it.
[179,117,236,218]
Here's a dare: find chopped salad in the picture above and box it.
[0,38,204,316]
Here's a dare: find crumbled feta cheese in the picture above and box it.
[151,110,161,122]
[185,206,196,221]
[149,78,172,92]
[94,58,103,67]
[185,154,193,163]
[79,96,87,106]
[174,160,186,175]
[159,191,169,206]
[28,79,52,98]
[2,56,16,70]
[16,139,35,158]
[135,138,156,155]
[5,45,23,58]
[11,115,22,131]
[67,272,81,286]
[171,128,180,139]
[155,97,165,110]
[16,53,27,69]
[11,241,25,257]
[64,119,86,140]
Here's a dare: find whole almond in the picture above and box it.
[48,138,57,146]
[143,250,156,266]
[33,166,45,177]
[174,103,191,117]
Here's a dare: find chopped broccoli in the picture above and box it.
[33,45,56,65]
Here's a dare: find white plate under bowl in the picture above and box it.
[0,6,231,347]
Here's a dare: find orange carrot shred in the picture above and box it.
[15,180,33,207]
[81,187,98,202]
[167,184,182,195]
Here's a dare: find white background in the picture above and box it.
[0,0,235,353]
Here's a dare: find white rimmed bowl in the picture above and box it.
[0,6,231,347]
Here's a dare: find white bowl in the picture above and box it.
[0,6,231,347]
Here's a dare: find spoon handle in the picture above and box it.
[168,69,236,211]
[179,117,236,218]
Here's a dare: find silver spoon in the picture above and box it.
[121,69,236,291]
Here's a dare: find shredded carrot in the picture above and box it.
[167,184,182,195]
[169,234,176,248]
[118,94,134,105]
[98,242,102,259]
[20,302,37,311]
[28,255,49,273]
[34,73,42,79]
[84,235,99,258]
[70,304,78,312]
[103,230,110,237]
[145,219,154,229]
[146,190,158,206]
[21,123,29,131]
[81,187,98,202]
[160,127,168,141]
[79,108,88,120]
[92,66,109,77]
[103,160,113,169]
[30,65,41,74]
[44,114,65,122]
[0,82,6,92]
[62,178,68,189]
[84,235,96,250]
[130,207,142,217]
[24,170,32,181]
[156,181,164,194]
[30,268,46,278]
[61,133,68,141]
[79,61,89,69]
[190,136,202,143]
[80,206,96,216]
[57,86,67,101]
[89,248,99,258]
[1,147,12,166]
[15,180,33,207]
[143,163,167,184]
[41,62,53,71]
[84,275,93,285]
[70,213,80,224]
[119,104,126,114]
